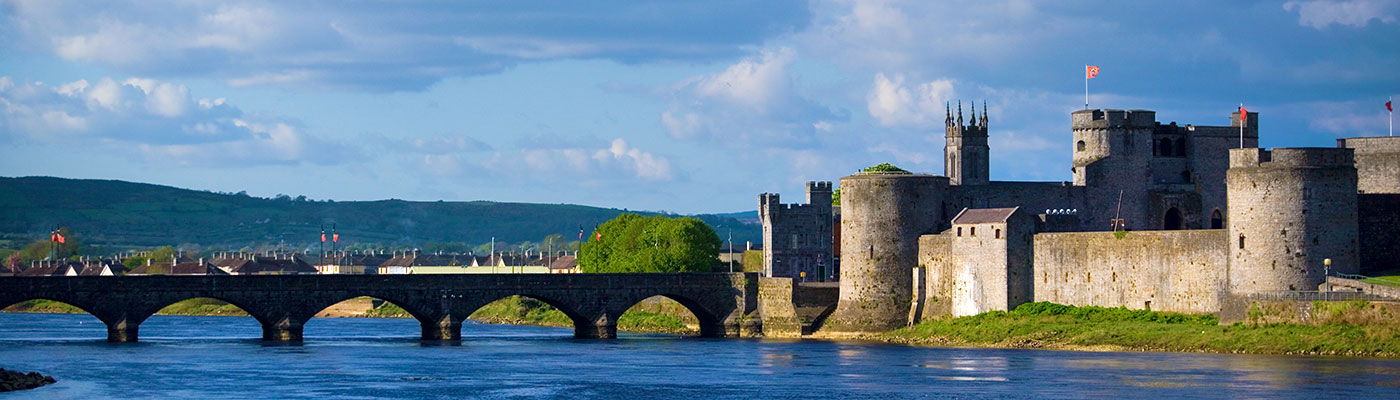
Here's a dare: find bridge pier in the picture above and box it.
[574,321,617,339]
[262,318,304,342]
[420,316,462,341]
[105,320,139,343]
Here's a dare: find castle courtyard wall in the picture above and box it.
[1030,230,1228,314]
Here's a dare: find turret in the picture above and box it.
[945,100,990,186]
[1227,147,1358,292]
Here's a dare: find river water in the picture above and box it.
[1,313,1396,399]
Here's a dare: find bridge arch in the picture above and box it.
[614,293,727,337]
[462,293,595,338]
[137,297,263,340]
[301,294,441,340]
[1,297,107,339]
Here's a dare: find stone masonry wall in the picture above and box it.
[1338,137,1400,194]
[1358,194,1400,274]
[1031,230,1228,314]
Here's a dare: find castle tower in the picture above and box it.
[945,101,990,185]
[758,182,835,281]
[1226,147,1359,293]
[1071,109,1156,230]
[824,172,947,333]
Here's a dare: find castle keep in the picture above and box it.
[762,105,1400,333]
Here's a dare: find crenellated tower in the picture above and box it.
[945,101,990,185]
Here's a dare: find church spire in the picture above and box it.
[945,102,953,127]
[956,100,964,127]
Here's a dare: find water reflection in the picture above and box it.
[0,313,1396,399]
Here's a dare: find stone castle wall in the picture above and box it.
[1338,136,1400,194]
[1030,230,1228,314]
[914,212,1036,319]
[1358,194,1400,274]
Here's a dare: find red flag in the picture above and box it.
[1239,106,1248,123]
[594,232,602,241]
[52,233,66,244]
[332,233,339,243]
[321,233,326,242]
[1388,100,1393,113]
[1085,66,1100,79]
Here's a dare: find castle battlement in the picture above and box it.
[1229,147,1354,169]
[1071,109,1156,129]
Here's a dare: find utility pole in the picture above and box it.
[728,230,734,273]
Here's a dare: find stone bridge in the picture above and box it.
[0,273,761,342]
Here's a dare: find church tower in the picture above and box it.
[945,101,990,185]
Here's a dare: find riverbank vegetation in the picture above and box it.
[883,302,1400,357]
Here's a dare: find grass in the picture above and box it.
[1362,275,1400,287]
[884,302,1400,357]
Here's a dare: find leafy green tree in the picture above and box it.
[831,188,841,206]
[578,213,721,273]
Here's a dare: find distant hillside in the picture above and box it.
[0,177,761,249]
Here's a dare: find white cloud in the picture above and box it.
[866,73,955,128]
[1284,0,1399,29]
[517,138,675,182]
[661,47,842,147]
[7,1,812,91]
[0,75,351,166]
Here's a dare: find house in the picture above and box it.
[127,261,228,275]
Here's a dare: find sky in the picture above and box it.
[1,0,1398,214]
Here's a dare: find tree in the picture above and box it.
[577,213,721,273]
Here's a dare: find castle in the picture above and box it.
[761,104,1400,333]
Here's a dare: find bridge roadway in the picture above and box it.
[0,273,761,342]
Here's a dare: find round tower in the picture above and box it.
[1070,109,1155,230]
[823,172,946,333]
[1226,147,1359,293]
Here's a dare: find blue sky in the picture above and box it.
[1,0,1397,214]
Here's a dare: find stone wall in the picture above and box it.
[1337,137,1400,194]
[915,211,1036,319]
[1358,194,1400,274]
[1030,230,1228,314]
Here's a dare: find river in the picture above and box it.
[1,313,1396,398]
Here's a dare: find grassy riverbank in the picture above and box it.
[881,302,1400,357]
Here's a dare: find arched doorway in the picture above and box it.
[1163,207,1183,230]
[1210,209,1224,229]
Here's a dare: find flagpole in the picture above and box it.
[1239,103,1244,148]
[1084,65,1089,110]
[1390,96,1393,137]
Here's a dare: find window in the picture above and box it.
[970,227,976,237]
[995,229,1002,239]
[956,227,962,236]
[1174,138,1187,157]
[1239,235,1246,249]
[1157,138,1173,156]
[1210,209,1223,229]
[1076,140,1086,152]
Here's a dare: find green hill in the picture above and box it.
[0,176,760,250]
